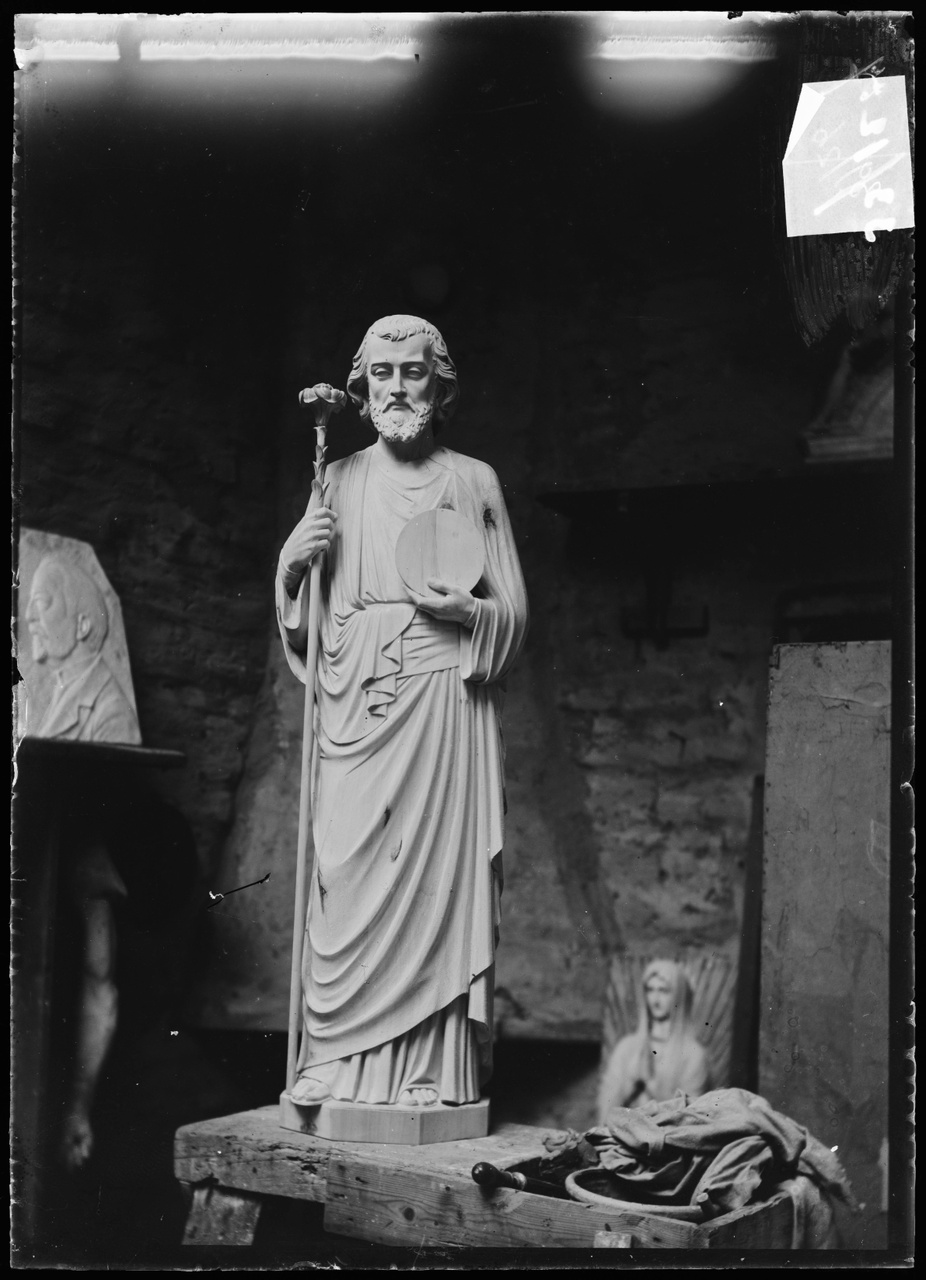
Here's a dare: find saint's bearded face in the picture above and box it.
[370,397,435,443]
[366,333,437,445]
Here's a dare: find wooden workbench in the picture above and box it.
[174,1106,793,1250]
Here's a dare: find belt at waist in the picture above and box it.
[402,611,460,676]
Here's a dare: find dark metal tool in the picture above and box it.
[471,1161,572,1200]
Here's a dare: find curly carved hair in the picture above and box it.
[346,315,460,435]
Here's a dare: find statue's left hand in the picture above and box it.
[411,579,478,629]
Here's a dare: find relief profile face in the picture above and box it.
[644,974,674,1023]
[367,333,437,444]
[26,560,81,666]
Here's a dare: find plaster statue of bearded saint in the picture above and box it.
[277,316,529,1108]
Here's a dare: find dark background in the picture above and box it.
[14,11,909,1267]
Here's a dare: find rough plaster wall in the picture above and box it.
[17,176,283,876]
[554,568,768,955]
[536,257,823,494]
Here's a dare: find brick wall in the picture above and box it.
[17,112,287,874]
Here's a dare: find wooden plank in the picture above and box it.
[15,737,185,768]
[182,1184,263,1245]
[388,1123,560,1176]
[594,1230,634,1247]
[700,1190,793,1249]
[174,1107,793,1251]
[323,1159,705,1250]
[174,1108,558,1204]
[759,642,890,1250]
[174,1107,330,1203]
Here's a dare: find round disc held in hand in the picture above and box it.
[395,509,485,596]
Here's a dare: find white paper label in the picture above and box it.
[783,76,914,241]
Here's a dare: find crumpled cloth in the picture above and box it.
[545,1088,857,1247]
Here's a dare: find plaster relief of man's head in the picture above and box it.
[26,556,109,668]
[347,314,460,441]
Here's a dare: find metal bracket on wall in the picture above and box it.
[620,565,710,651]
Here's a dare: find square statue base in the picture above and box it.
[279,1092,490,1145]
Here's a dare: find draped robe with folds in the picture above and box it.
[277,444,528,1104]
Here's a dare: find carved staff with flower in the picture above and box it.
[281,382,346,1094]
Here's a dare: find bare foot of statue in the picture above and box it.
[398,1086,440,1107]
[60,1110,94,1169]
[291,1075,333,1105]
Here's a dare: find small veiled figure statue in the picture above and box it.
[598,959,712,1121]
[277,315,529,1115]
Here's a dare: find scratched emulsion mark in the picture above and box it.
[774,901,790,956]
[816,681,890,710]
[830,904,888,989]
[867,818,890,879]
[207,871,271,909]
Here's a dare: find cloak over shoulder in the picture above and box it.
[277,446,529,1081]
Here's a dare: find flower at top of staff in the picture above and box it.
[299,383,347,410]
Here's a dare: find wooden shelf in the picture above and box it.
[14,736,186,769]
